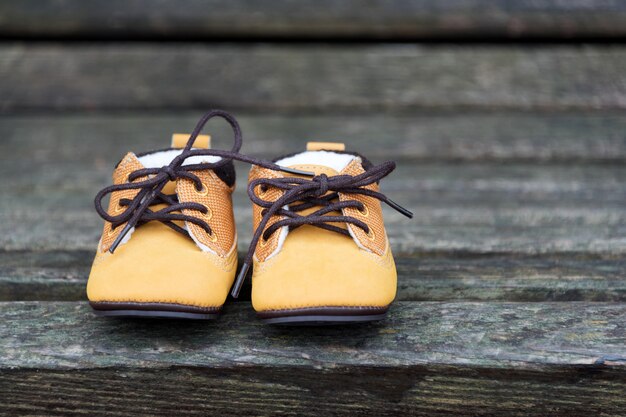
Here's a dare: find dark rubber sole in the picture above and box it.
[90,301,221,320]
[257,306,389,325]
[261,314,387,325]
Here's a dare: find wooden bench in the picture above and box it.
[0,1,625,415]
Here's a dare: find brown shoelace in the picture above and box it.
[231,159,413,297]
[94,110,311,253]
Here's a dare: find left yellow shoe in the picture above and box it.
[231,141,413,324]
[87,110,242,319]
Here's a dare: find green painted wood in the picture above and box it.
[0,301,625,416]
[2,45,626,111]
[2,251,626,303]
[2,0,626,40]
[4,112,626,162]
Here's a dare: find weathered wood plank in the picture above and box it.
[3,251,626,303]
[2,158,625,254]
[2,0,626,40]
[2,45,626,111]
[0,250,91,302]
[4,111,626,162]
[396,254,626,302]
[0,302,625,416]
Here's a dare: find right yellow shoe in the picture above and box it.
[231,141,413,324]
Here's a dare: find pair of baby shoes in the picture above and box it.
[87,110,412,324]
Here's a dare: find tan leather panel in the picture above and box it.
[249,165,286,262]
[287,163,347,231]
[100,153,146,253]
[339,159,387,255]
[177,170,236,256]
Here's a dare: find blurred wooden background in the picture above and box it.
[0,1,625,416]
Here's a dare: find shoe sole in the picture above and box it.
[257,306,389,325]
[89,301,221,320]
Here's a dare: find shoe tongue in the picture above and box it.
[276,142,356,177]
[285,164,340,177]
[270,145,359,234]
[282,163,347,229]
[162,180,177,195]
[165,133,210,193]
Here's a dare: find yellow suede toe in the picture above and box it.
[251,226,397,313]
[87,223,237,308]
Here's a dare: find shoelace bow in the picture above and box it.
[230,160,413,297]
[94,109,311,254]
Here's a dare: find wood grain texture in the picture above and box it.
[0,251,91,302]
[4,112,626,162]
[395,254,626,302]
[2,45,626,111]
[2,0,626,40]
[2,251,626,303]
[0,301,625,416]
[2,157,625,254]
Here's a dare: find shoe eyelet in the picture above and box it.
[202,206,213,220]
[113,202,125,214]
[259,236,269,247]
[358,204,369,217]
[258,185,269,198]
[196,183,209,196]
[106,227,117,237]
[366,228,376,240]
[208,231,218,243]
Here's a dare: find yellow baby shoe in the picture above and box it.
[87,110,242,319]
[231,141,413,324]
